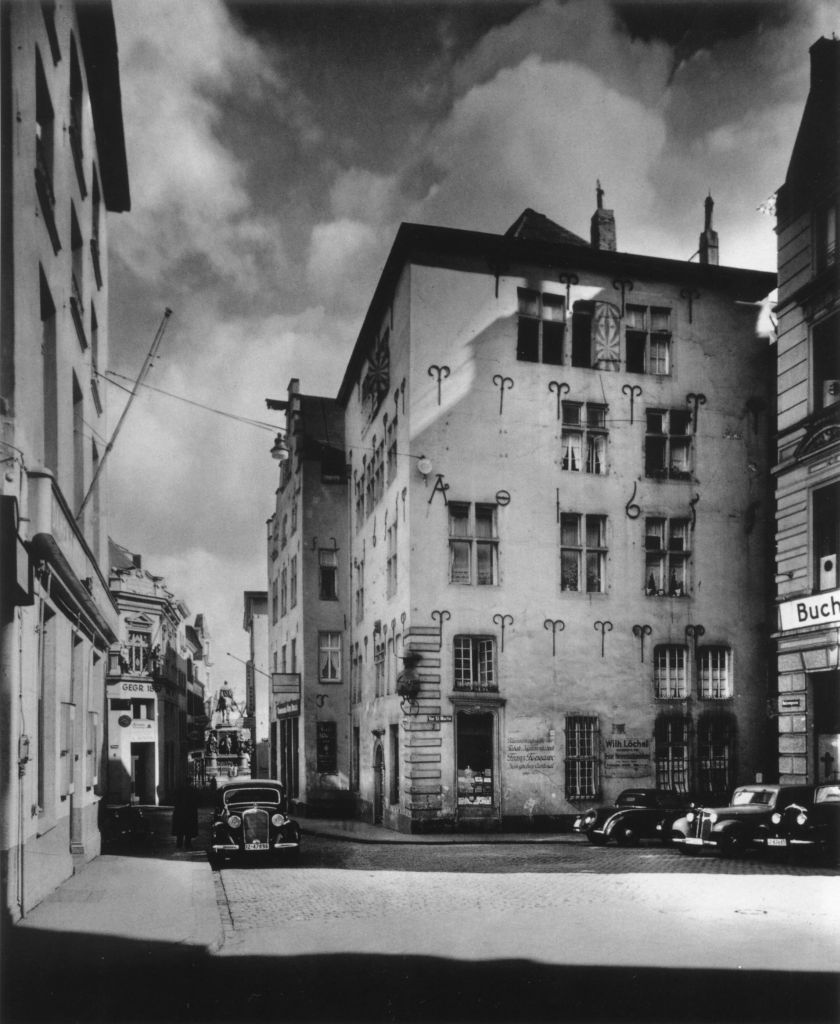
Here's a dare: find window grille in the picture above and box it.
[654,644,688,699]
[454,636,496,691]
[698,716,733,797]
[654,716,690,792]
[698,646,732,699]
[565,716,599,799]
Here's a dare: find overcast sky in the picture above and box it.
[104,0,836,702]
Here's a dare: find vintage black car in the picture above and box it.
[209,779,300,867]
[573,788,693,845]
[754,782,840,863]
[671,783,814,858]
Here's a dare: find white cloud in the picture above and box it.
[112,0,288,293]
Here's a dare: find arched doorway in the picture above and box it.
[373,742,385,824]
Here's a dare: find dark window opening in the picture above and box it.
[571,302,593,368]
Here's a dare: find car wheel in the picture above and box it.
[718,830,746,858]
[616,826,638,846]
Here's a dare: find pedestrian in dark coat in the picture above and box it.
[172,782,199,849]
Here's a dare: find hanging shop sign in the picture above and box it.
[778,588,840,632]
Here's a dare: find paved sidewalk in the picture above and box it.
[9,808,581,955]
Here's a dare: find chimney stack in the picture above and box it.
[699,193,719,266]
[590,180,616,251]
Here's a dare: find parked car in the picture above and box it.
[754,783,840,863]
[573,788,694,846]
[209,779,300,867]
[671,784,814,858]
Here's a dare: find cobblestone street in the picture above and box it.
[213,835,840,972]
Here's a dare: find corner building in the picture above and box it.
[339,200,775,831]
[772,37,840,785]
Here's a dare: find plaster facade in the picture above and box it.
[772,37,840,786]
[266,381,351,815]
[0,1,129,919]
[339,208,775,832]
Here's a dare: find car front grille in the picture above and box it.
[242,808,269,844]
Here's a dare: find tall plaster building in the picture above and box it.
[0,1,130,917]
[265,380,351,815]
[773,37,840,786]
[338,196,775,832]
[107,542,210,804]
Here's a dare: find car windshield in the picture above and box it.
[730,788,775,806]
[223,788,282,807]
[815,785,840,804]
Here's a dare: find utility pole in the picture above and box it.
[76,308,172,520]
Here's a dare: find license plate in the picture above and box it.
[684,837,704,846]
[245,842,269,851]
[767,837,788,847]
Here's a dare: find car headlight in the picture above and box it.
[707,812,718,824]
[771,812,782,825]
[583,812,596,825]
[271,813,286,827]
[686,812,695,823]
[796,812,807,826]
[227,814,242,829]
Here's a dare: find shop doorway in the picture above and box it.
[813,670,840,783]
[130,743,154,804]
[373,742,385,824]
[456,710,497,822]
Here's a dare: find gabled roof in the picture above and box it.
[505,208,588,247]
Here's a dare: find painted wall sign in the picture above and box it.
[506,736,555,773]
[276,699,300,718]
[778,588,840,631]
[317,721,337,774]
[778,694,806,714]
[119,681,158,696]
[604,731,651,777]
[428,714,453,723]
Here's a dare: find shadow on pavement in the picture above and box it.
[3,924,838,1024]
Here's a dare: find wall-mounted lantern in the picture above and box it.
[271,434,290,461]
